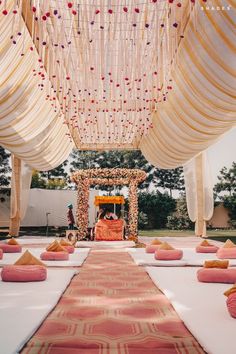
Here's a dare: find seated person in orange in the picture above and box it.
[104,208,118,220]
[95,210,124,241]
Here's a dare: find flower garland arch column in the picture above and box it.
[128,180,139,240]
[71,169,146,240]
[76,177,90,238]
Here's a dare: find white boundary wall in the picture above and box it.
[0,189,98,227]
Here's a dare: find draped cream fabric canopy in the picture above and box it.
[140,1,236,169]
[0,1,74,171]
[0,1,235,238]
[0,0,235,169]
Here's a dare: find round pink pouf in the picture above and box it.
[155,249,183,260]
[145,245,161,253]
[0,244,22,253]
[62,245,75,254]
[197,268,236,283]
[217,248,236,259]
[196,245,219,253]
[1,265,47,282]
[226,292,236,318]
[40,251,69,261]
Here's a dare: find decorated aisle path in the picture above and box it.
[21,249,205,354]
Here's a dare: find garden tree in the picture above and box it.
[0,146,11,188]
[138,211,148,230]
[70,150,101,170]
[69,149,184,193]
[46,178,67,190]
[214,163,236,196]
[70,149,152,191]
[214,162,236,226]
[138,191,176,229]
[30,161,69,189]
[40,161,68,180]
[152,167,185,197]
[31,170,47,188]
[31,170,68,190]
[166,194,194,230]
[223,196,236,227]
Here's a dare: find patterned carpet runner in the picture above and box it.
[21,249,205,354]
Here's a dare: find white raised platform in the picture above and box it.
[76,240,136,248]
[146,266,236,354]
[0,268,76,354]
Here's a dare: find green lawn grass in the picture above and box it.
[138,229,236,243]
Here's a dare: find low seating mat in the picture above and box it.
[0,248,90,267]
[146,266,236,354]
[0,268,76,354]
[127,248,236,267]
[76,240,135,248]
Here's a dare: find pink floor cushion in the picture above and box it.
[0,249,3,259]
[0,244,22,253]
[197,268,236,283]
[40,251,69,261]
[1,265,47,282]
[154,249,183,260]
[217,248,236,259]
[145,245,161,253]
[62,245,75,254]
[226,293,236,318]
[196,245,219,253]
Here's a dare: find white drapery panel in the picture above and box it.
[0,2,74,171]
[10,155,32,220]
[184,151,214,237]
[140,1,236,169]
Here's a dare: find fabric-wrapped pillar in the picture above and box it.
[9,155,32,237]
[9,155,21,237]
[184,152,214,237]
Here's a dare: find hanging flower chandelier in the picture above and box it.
[2,0,202,148]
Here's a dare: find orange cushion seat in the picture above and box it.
[95,219,124,241]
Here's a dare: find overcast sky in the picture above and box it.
[207,126,236,185]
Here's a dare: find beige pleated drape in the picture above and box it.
[140,1,236,236]
[183,152,214,237]
[140,2,236,168]
[0,2,74,171]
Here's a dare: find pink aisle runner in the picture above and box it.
[21,249,205,354]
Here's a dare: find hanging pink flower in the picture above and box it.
[67,2,73,8]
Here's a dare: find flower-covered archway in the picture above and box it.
[71,169,146,240]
